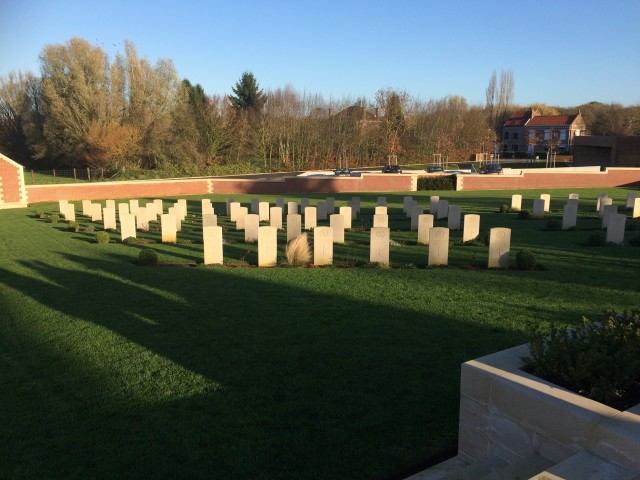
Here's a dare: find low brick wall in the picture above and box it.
[0,153,28,208]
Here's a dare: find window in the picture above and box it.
[504,131,509,139]
[544,129,550,140]
[513,132,519,139]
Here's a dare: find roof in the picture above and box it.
[526,115,579,126]
[503,111,532,127]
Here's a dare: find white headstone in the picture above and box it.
[406,200,417,218]
[118,203,129,220]
[326,197,335,214]
[305,206,317,230]
[275,198,285,210]
[602,204,618,228]
[161,214,177,243]
[566,198,579,208]
[120,213,136,241]
[403,196,413,214]
[230,202,241,222]
[136,207,149,232]
[488,228,511,269]
[202,203,214,217]
[410,205,424,231]
[167,207,181,231]
[317,201,328,221]
[258,226,278,267]
[351,197,361,214]
[202,213,217,227]
[606,214,626,245]
[373,214,388,228]
[376,197,387,206]
[626,192,638,209]
[532,199,545,219]
[244,214,260,243]
[633,197,640,219]
[236,206,248,230]
[598,197,613,218]
[463,214,480,242]
[250,198,260,214]
[313,226,333,265]
[329,214,345,244]
[146,201,158,221]
[569,193,580,200]
[177,199,187,221]
[429,196,440,215]
[540,194,551,212]
[203,225,223,265]
[596,192,608,212]
[428,227,449,266]
[300,198,310,210]
[82,199,92,216]
[287,214,302,242]
[334,206,350,229]
[370,227,390,265]
[105,199,115,210]
[103,207,117,230]
[287,201,298,215]
[259,201,270,222]
[375,205,388,216]
[154,199,163,216]
[57,199,68,214]
[417,214,434,245]
[511,194,522,211]
[225,198,235,216]
[436,200,449,220]
[91,203,102,222]
[346,201,357,220]
[447,205,461,230]
[63,203,76,222]
[129,199,139,215]
[270,206,283,229]
[562,204,578,230]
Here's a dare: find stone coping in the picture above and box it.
[459,344,640,472]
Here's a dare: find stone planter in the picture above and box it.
[458,343,640,473]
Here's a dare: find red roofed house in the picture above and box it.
[502,109,586,156]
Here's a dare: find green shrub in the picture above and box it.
[34,210,46,219]
[524,310,640,408]
[49,214,60,224]
[84,224,96,233]
[67,221,80,232]
[138,248,158,266]
[518,210,531,220]
[95,231,110,244]
[546,219,561,231]
[587,230,606,246]
[417,175,456,191]
[516,250,536,270]
[499,204,510,213]
[123,237,154,245]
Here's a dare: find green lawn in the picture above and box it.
[1,188,639,479]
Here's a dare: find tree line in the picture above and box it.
[1,37,639,174]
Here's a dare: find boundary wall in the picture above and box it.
[0,153,28,209]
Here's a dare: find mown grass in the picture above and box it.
[1,187,639,479]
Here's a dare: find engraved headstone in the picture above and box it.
[120,213,136,240]
[286,214,302,242]
[154,199,163,216]
[146,202,158,221]
[136,207,149,232]
[313,226,333,265]
[305,206,317,230]
[406,200,417,218]
[351,197,361,214]
[225,198,235,216]
[339,206,352,229]
[329,214,345,244]
[275,198,285,210]
[376,197,387,206]
[244,214,260,243]
[598,197,613,218]
[82,199,92,216]
[488,228,511,269]
[566,198,579,208]
[167,207,181,231]
[236,206,248,230]
[251,198,260,214]
[634,197,640,219]
[626,192,638,209]
[105,199,115,210]
[201,203,214,217]
[300,198,310,210]
[202,213,217,227]
[346,201,357,220]
[118,203,129,220]
[463,214,480,242]
[326,197,335,214]
[103,207,117,230]
[287,201,298,215]
[370,227,390,265]
[540,194,551,212]
[410,205,424,231]
[569,193,580,200]
[373,214,388,228]
[511,194,522,211]
[403,196,413,214]
[417,214,434,245]
[375,205,388,215]
[562,204,578,230]
[63,203,76,222]
[270,206,283,229]
[532,199,545,219]
[606,214,626,245]
[91,203,102,222]
[177,199,187,221]
[428,227,449,266]
[317,201,328,221]
[230,202,241,222]
[129,199,139,215]
[447,205,461,230]
[203,225,223,265]
[436,200,449,220]
[259,201,270,222]
[161,214,177,243]
[258,226,278,267]
[596,192,608,212]
[59,200,69,216]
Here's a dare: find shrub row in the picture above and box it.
[417,175,456,191]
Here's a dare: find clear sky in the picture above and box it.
[1,0,639,107]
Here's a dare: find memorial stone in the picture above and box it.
[339,206,352,229]
[429,196,439,215]
[463,214,480,242]
[373,214,388,228]
[406,200,417,218]
[447,205,461,230]
[376,197,387,206]
[236,206,248,230]
[313,227,333,265]
[177,199,187,221]
[230,202,241,222]
[436,200,449,220]
[106,199,115,210]
[270,207,283,229]
[276,198,285,210]
[304,206,317,230]
[146,202,158,221]
[532,199,545,219]
[602,204,618,228]
[251,198,260,214]
[566,198,579,208]
[118,203,129,220]
[634,198,640,219]
[596,192,608,211]
[103,207,117,230]
[225,198,235,216]
[167,207,181,231]
[244,214,259,243]
[626,192,638,209]
[417,214,434,245]
[606,214,626,245]
[82,199,92,216]
[403,196,413,214]
[258,226,278,267]
[203,225,223,265]
[562,204,578,230]
[511,194,522,211]
[428,227,449,266]
[57,199,67,213]
[375,205,388,215]
[569,193,580,200]
[129,199,139,215]
[540,194,551,212]
[91,203,102,222]
[286,214,302,241]
[300,198,310,210]
[410,205,424,231]
[370,227,390,265]
[488,227,511,269]
[259,201,270,222]
[202,213,217,227]
[287,201,298,215]
[154,199,163,216]
[136,207,149,232]
[317,201,327,221]
[63,203,76,222]
[161,214,177,243]
[120,213,136,240]
[351,197,361,214]
[326,197,335,214]
[599,197,613,218]
[329,214,345,243]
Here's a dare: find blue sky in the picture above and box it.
[1,0,639,107]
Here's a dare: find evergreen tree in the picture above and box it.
[228,71,265,112]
